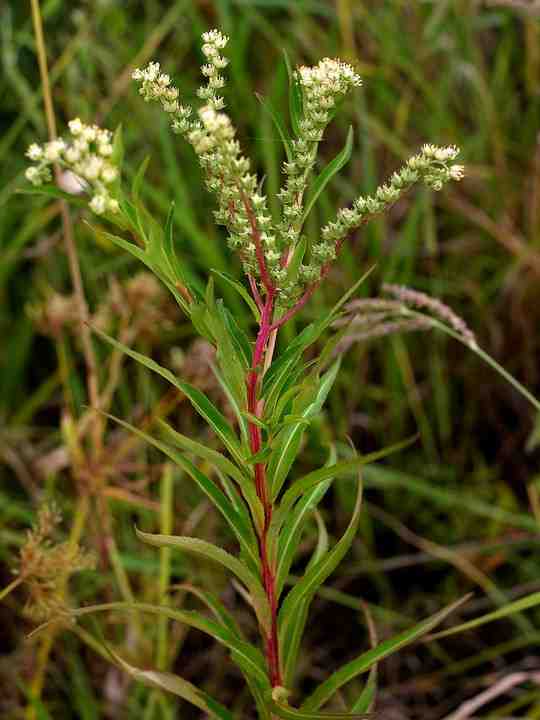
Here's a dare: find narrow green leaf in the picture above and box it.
[89,224,191,315]
[157,420,265,534]
[241,411,271,431]
[301,596,469,711]
[286,235,307,286]
[244,446,273,465]
[92,327,243,465]
[162,201,198,301]
[219,303,252,367]
[277,435,418,521]
[282,598,310,689]
[32,601,269,688]
[102,412,260,573]
[328,266,377,323]
[283,50,303,137]
[136,531,271,635]
[282,492,333,688]
[132,155,150,201]
[302,126,354,223]
[158,420,251,488]
[111,124,124,168]
[211,268,261,321]
[105,646,234,720]
[18,184,86,207]
[279,477,363,655]
[275,449,337,597]
[255,92,293,162]
[269,360,341,499]
[350,667,377,715]
[175,584,244,639]
[269,698,371,719]
[205,301,248,407]
[210,361,250,449]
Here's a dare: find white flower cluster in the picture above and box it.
[25,119,119,215]
[194,105,274,280]
[132,62,192,135]
[276,58,362,268]
[198,30,229,111]
[133,30,277,284]
[310,144,464,280]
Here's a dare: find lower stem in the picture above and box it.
[247,290,282,688]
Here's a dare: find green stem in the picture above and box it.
[157,465,174,671]
[411,312,540,413]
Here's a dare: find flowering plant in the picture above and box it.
[25,28,476,719]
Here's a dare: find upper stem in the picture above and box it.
[246,288,283,688]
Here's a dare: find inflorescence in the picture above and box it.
[130,31,464,306]
[26,29,465,307]
[25,119,119,215]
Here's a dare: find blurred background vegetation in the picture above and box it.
[2,0,540,718]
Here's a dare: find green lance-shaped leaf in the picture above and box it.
[162,201,202,302]
[18,184,87,207]
[276,435,417,524]
[255,92,293,163]
[31,601,269,689]
[175,583,244,639]
[279,476,363,675]
[205,300,249,407]
[282,507,331,688]
[350,667,377,715]
[211,268,261,322]
[102,412,260,574]
[302,125,354,224]
[268,697,372,719]
[136,530,272,636]
[275,448,337,598]
[301,595,470,712]
[269,359,341,499]
[283,50,303,137]
[89,225,193,315]
[92,327,244,466]
[104,646,234,720]
[157,420,265,534]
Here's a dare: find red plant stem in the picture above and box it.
[246,287,282,688]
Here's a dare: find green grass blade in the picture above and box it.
[283,49,303,137]
[427,590,540,642]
